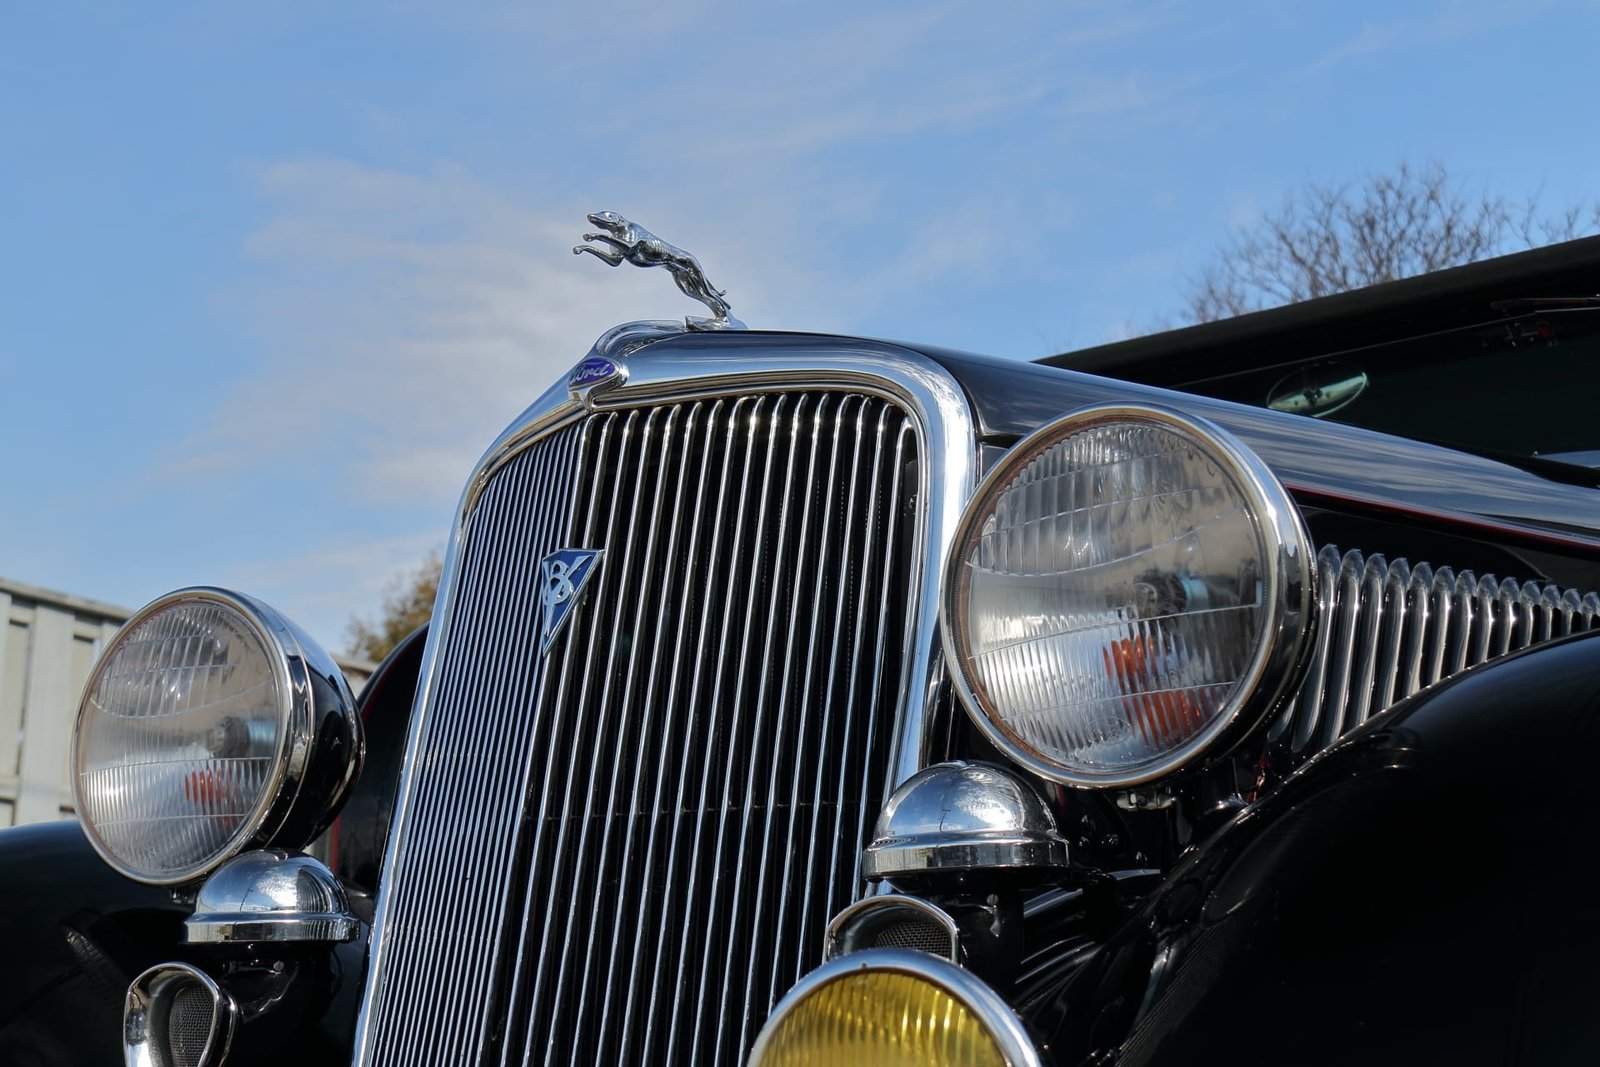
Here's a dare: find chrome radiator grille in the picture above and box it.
[1271,545,1600,762]
[360,391,922,1066]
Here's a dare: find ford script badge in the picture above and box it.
[567,356,624,394]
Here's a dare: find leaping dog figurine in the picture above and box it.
[573,211,744,330]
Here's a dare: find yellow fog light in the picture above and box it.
[748,949,1040,1067]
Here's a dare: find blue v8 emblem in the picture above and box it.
[538,548,604,654]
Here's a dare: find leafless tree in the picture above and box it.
[1184,162,1600,322]
[346,549,442,662]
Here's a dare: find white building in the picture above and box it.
[0,576,373,828]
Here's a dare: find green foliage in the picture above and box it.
[346,549,442,662]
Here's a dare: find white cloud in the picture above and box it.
[217,529,445,653]
[161,159,872,644]
[1306,0,1565,73]
[159,2,1185,642]
[177,162,687,505]
[179,146,1050,507]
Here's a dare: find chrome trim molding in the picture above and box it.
[124,962,236,1067]
[352,328,979,1065]
[72,586,363,886]
[748,948,1043,1067]
[185,849,360,944]
[940,402,1315,789]
[863,761,1069,883]
[824,894,963,963]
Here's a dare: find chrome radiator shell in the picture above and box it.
[353,334,977,1066]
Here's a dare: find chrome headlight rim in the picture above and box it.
[72,586,361,886]
[940,402,1314,790]
[749,947,1042,1067]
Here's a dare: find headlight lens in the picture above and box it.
[73,588,360,884]
[942,404,1311,788]
[749,949,1039,1067]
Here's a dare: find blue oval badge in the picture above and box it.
[567,356,623,392]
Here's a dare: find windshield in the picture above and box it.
[1172,309,1600,469]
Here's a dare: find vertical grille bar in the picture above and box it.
[362,424,583,1067]
[851,417,915,890]
[668,393,766,1066]
[711,396,812,1058]
[587,403,690,1065]
[733,396,830,1044]
[363,388,923,1067]
[1273,546,1600,769]
[529,407,650,1062]
[754,395,848,1012]
[645,395,749,1064]
[490,413,615,1064]
[615,398,723,1061]
[793,397,870,974]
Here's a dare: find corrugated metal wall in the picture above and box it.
[0,577,373,829]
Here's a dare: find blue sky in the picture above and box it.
[4,1,1598,653]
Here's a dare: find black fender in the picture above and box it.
[329,624,428,895]
[0,626,428,1065]
[1023,628,1600,1066]
[0,824,371,1067]
[0,820,185,1065]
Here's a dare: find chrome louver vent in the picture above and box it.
[359,390,924,1066]
[1272,545,1600,761]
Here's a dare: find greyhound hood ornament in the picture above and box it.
[574,211,745,331]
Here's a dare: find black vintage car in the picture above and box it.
[6,228,1600,1067]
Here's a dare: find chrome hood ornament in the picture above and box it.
[573,211,745,331]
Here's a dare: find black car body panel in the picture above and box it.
[0,626,435,1064]
[0,818,369,1065]
[0,821,181,1066]
[1023,628,1600,1066]
[329,625,428,898]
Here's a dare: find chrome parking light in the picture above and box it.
[185,849,360,945]
[863,761,1069,886]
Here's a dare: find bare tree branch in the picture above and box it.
[1182,162,1600,323]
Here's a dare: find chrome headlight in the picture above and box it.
[72,588,362,885]
[942,404,1312,788]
